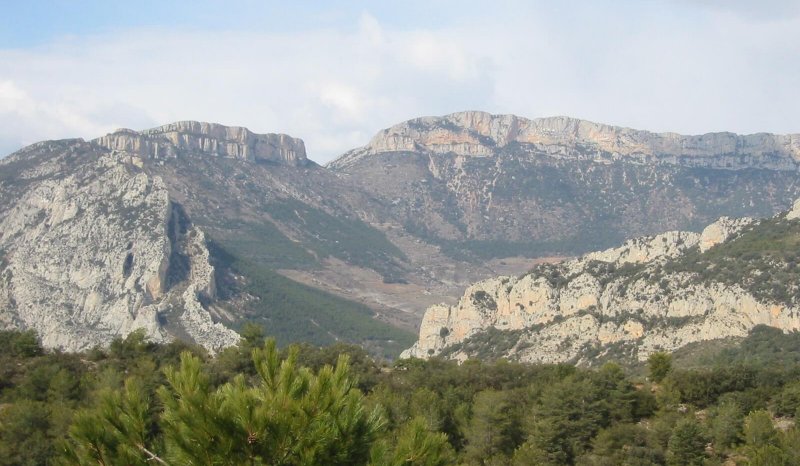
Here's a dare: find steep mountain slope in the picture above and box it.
[402,202,800,364]
[95,124,511,350]
[0,139,238,352]
[0,124,416,356]
[329,111,800,258]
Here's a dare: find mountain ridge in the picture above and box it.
[401,202,800,364]
[329,110,800,171]
[4,114,800,358]
[94,120,308,167]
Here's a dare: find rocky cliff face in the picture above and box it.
[95,121,307,167]
[0,139,240,352]
[0,122,419,357]
[328,111,800,260]
[332,111,800,170]
[401,204,800,364]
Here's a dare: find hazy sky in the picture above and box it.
[1,0,799,163]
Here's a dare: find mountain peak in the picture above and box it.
[328,111,800,170]
[94,121,307,167]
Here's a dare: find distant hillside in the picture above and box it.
[403,201,800,364]
[329,111,800,260]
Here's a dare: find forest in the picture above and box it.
[2,325,800,465]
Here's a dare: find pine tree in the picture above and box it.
[369,417,455,466]
[666,418,708,466]
[61,339,391,465]
[742,410,777,449]
[647,352,672,383]
[60,378,159,465]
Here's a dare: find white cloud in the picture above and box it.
[0,79,125,154]
[316,82,370,121]
[0,4,798,163]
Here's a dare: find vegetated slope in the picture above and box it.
[329,111,800,260]
[8,326,800,465]
[128,126,508,329]
[669,324,800,371]
[403,201,800,365]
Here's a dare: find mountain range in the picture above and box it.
[2,111,799,358]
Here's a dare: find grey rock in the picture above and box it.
[331,111,800,171]
[95,121,307,167]
[0,140,239,352]
[401,212,800,364]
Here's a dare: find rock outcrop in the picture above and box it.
[95,121,307,166]
[0,140,239,352]
[400,211,800,364]
[330,111,800,171]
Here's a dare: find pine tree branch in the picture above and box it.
[138,444,169,465]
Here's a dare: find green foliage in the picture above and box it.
[212,220,319,270]
[0,400,59,465]
[525,369,641,464]
[666,418,708,466]
[746,445,792,466]
[708,401,744,451]
[0,329,43,357]
[714,325,800,370]
[209,240,415,359]
[743,410,778,449]
[664,365,766,408]
[64,339,388,465]
[61,379,156,465]
[579,423,664,465]
[661,217,800,306]
[775,381,800,417]
[648,352,672,383]
[9,328,800,465]
[463,389,524,462]
[264,198,407,278]
[370,417,455,466]
[240,322,267,347]
[439,327,525,361]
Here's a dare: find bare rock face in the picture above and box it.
[785,199,800,220]
[331,111,800,171]
[95,121,307,167]
[698,216,754,252]
[0,141,239,352]
[401,209,800,364]
[581,230,701,265]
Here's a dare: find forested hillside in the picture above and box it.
[3,326,800,465]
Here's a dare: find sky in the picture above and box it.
[1,1,799,163]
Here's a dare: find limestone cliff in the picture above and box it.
[402,204,800,364]
[0,139,239,352]
[95,121,307,166]
[331,111,800,170]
